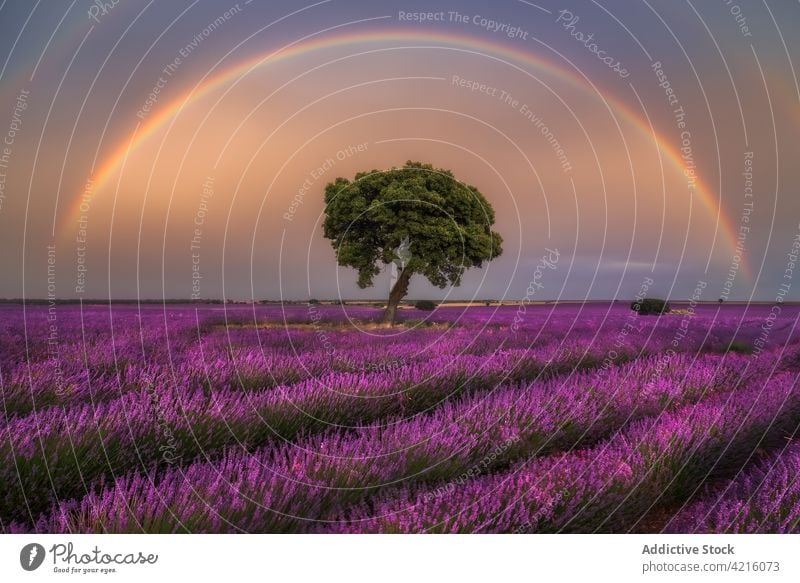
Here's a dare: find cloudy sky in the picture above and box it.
[0,0,798,302]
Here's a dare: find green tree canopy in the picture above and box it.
[323,161,503,324]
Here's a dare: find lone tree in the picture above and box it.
[323,161,503,325]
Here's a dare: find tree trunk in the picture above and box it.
[382,268,412,325]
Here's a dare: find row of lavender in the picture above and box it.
[1,303,799,532]
[7,350,759,532]
[2,303,787,417]
[323,372,800,532]
[0,304,621,416]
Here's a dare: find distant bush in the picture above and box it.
[413,300,437,311]
[308,299,320,305]
[631,297,670,316]
[484,300,493,306]
[726,340,753,354]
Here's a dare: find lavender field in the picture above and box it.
[1,302,799,534]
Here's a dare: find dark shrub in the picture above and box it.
[308,299,320,305]
[413,299,437,311]
[726,340,753,354]
[631,297,671,316]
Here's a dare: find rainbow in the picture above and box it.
[60,25,748,277]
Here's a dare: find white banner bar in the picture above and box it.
[1,534,799,582]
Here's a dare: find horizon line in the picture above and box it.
[2,298,789,305]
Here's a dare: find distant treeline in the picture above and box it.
[0,298,790,306]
